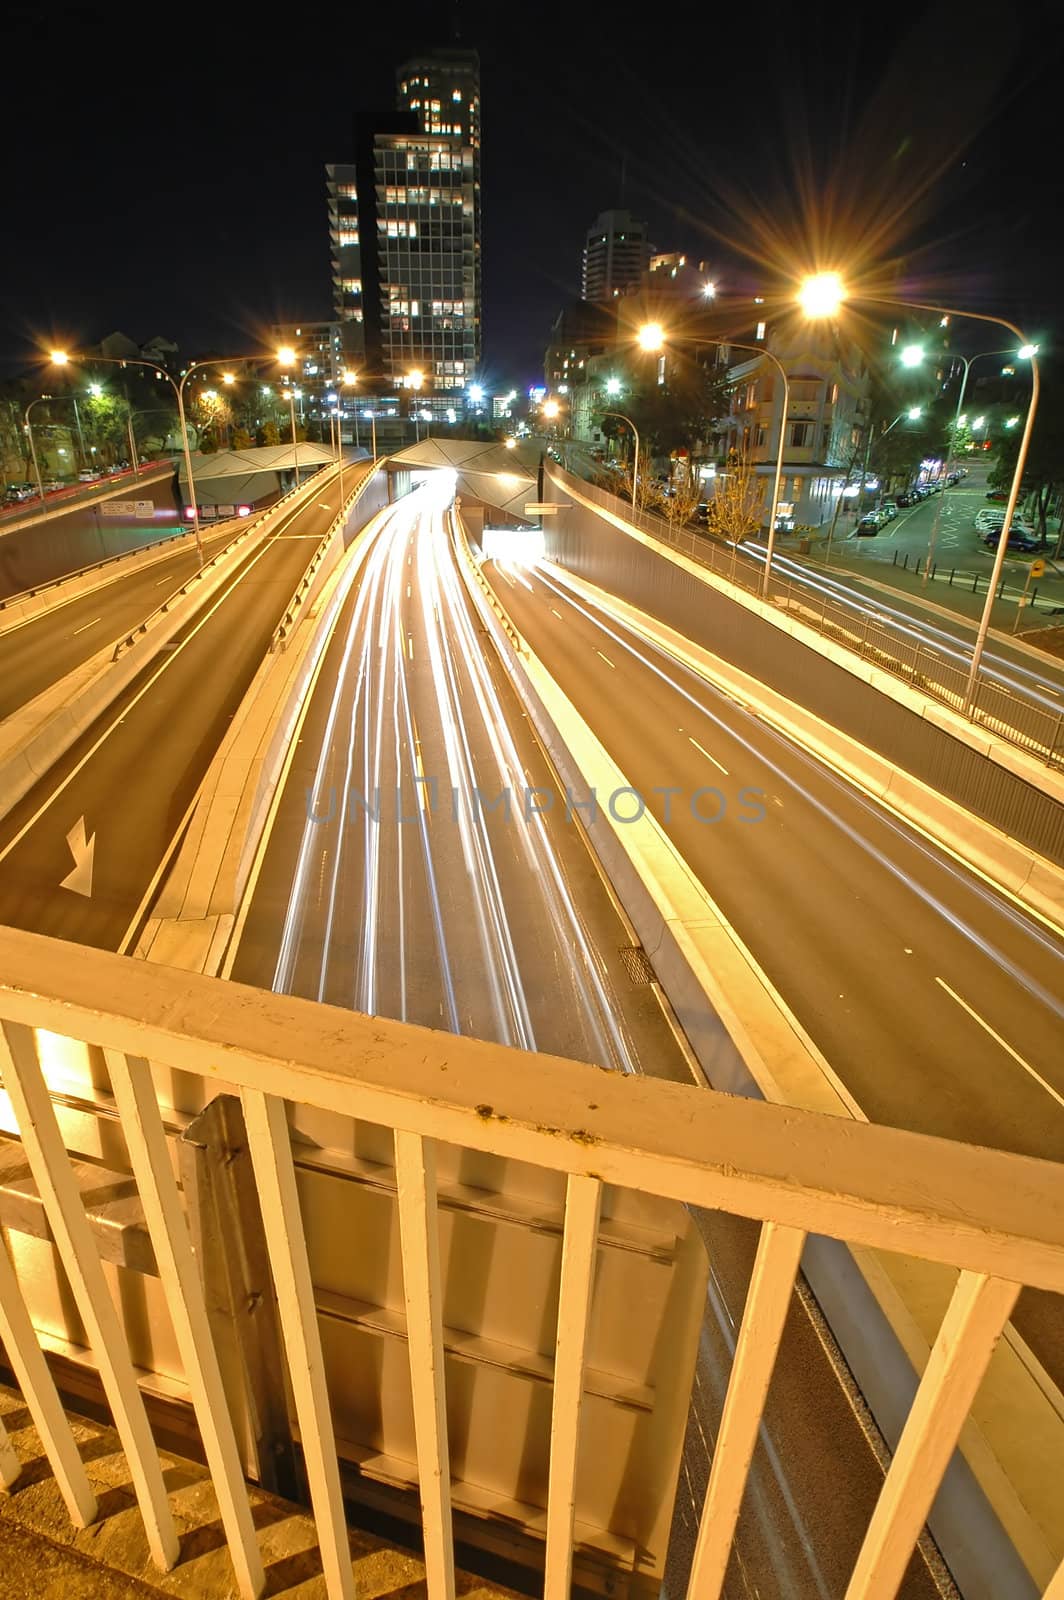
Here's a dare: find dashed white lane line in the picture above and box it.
[72,617,101,635]
[551,608,563,619]
[934,976,1064,1110]
[595,649,615,668]
[688,735,729,775]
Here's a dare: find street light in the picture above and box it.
[605,377,622,397]
[275,347,304,486]
[49,348,287,565]
[600,411,641,513]
[637,321,791,599]
[797,278,1040,709]
[900,344,924,368]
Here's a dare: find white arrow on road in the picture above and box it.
[60,817,95,898]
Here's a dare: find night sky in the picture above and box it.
[3,0,1062,386]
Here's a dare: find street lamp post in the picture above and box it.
[23,399,48,502]
[599,411,641,513]
[797,278,1039,711]
[902,345,1019,586]
[638,324,790,599]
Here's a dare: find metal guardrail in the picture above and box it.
[270,460,383,653]
[555,463,1064,769]
[109,470,323,663]
[0,926,1060,1600]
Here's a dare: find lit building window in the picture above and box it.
[756,321,766,340]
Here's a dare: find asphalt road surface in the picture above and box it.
[0,471,347,953]
[231,488,949,1600]
[0,528,235,720]
[491,557,1064,1391]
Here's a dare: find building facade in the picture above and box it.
[581,210,651,303]
[327,48,481,420]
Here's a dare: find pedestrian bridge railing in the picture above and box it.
[0,924,1061,1600]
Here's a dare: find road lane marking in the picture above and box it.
[688,736,729,775]
[595,649,615,668]
[551,608,563,619]
[407,633,414,660]
[60,816,95,897]
[72,616,101,635]
[934,977,1064,1110]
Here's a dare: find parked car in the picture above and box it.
[878,499,898,520]
[856,512,881,535]
[895,491,915,508]
[983,523,1038,552]
[4,482,36,503]
[77,467,102,482]
[975,509,1006,530]
[773,512,795,532]
[985,488,1009,502]
[41,478,63,493]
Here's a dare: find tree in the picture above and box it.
[705,444,763,543]
[230,427,253,451]
[661,458,703,529]
[987,368,1064,551]
[261,420,280,447]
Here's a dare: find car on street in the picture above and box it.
[895,491,915,508]
[4,482,36,503]
[982,523,1038,552]
[878,499,898,520]
[773,512,795,532]
[856,512,881,535]
[985,489,1008,502]
[77,467,102,482]
[41,478,63,493]
[975,509,1006,530]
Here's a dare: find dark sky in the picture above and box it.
[3,0,1062,386]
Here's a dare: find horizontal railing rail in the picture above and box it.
[0,925,1061,1600]
[554,460,1064,769]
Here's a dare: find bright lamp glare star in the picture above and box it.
[1018,343,1038,359]
[798,272,846,317]
[900,345,924,368]
[638,323,665,351]
[605,377,621,396]
[907,406,922,420]
[50,350,69,365]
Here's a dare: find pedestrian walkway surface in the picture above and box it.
[0,1383,519,1600]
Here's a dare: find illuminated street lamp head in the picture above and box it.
[504,437,516,449]
[468,382,484,402]
[88,383,102,397]
[408,369,424,391]
[900,344,924,368]
[973,415,986,429]
[1018,343,1038,360]
[222,372,235,385]
[50,350,70,366]
[1005,415,1021,429]
[276,346,297,367]
[261,386,272,396]
[798,272,846,318]
[605,377,622,396]
[906,406,923,421]
[341,369,358,386]
[542,399,561,419]
[702,280,716,299]
[637,322,665,352]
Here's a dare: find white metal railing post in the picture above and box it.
[106,1050,266,1599]
[844,1271,1020,1599]
[240,1088,356,1600]
[686,1223,806,1600]
[0,1021,180,1571]
[395,1131,456,1600]
[0,1235,97,1526]
[544,1174,603,1600]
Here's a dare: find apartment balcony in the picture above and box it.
[0,925,1061,1600]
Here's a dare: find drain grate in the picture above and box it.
[619,944,656,985]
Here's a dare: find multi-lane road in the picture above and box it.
[0,469,350,952]
[0,527,235,720]
[490,554,1064,1380]
[228,485,949,1600]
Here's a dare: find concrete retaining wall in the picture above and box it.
[0,467,181,599]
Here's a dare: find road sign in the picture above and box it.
[99,498,154,518]
[1030,559,1046,579]
[524,502,566,516]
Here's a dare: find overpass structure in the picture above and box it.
[0,458,1060,1599]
